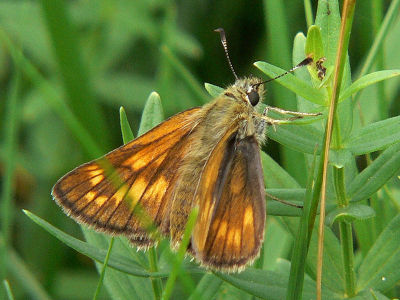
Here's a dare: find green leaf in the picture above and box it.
[344,116,400,155]
[305,25,326,84]
[188,274,222,300]
[138,92,164,136]
[119,106,135,143]
[357,214,400,292]
[81,230,153,300]
[266,123,322,154]
[254,61,327,105]
[3,280,14,300]
[266,189,337,217]
[267,201,303,217]
[350,289,390,300]
[266,188,304,217]
[329,149,353,168]
[262,220,292,271]
[22,209,171,277]
[348,142,400,202]
[204,82,223,98]
[305,25,324,62]
[266,188,305,200]
[325,204,375,226]
[315,0,341,66]
[215,267,340,300]
[261,152,300,189]
[339,70,400,102]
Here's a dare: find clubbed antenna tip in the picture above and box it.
[215,28,239,80]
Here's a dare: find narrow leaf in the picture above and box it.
[215,267,340,300]
[349,142,400,202]
[357,214,400,292]
[22,209,182,278]
[138,92,164,136]
[267,123,323,154]
[204,83,223,98]
[188,274,222,300]
[3,280,14,300]
[119,106,135,143]
[325,204,376,226]
[344,116,400,155]
[261,152,301,189]
[339,70,400,102]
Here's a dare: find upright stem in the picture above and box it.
[334,168,356,297]
[148,248,163,300]
[316,1,356,299]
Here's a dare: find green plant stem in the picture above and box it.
[339,223,356,296]
[371,0,387,120]
[304,0,314,28]
[93,238,114,300]
[3,280,14,300]
[287,148,321,299]
[162,207,198,300]
[316,1,356,299]
[334,167,356,297]
[40,0,110,149]
[148,248,163,300]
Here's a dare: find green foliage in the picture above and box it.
[1,0,400,299]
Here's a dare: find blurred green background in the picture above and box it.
[1,0,399,299]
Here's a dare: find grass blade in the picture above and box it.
[40,0,110,149]
[0,56,21,291]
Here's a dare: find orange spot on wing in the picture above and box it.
[88,169,103,177]
[89,175,104,186]
[243,205,254,229]
[94,195,108,206]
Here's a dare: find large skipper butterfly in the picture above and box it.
[52,28,320,272]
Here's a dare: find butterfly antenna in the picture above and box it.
[253,56,313,88]
[215,28,239,80]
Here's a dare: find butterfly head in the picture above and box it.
[225,77,265,107]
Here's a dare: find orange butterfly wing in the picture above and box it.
[52,107,202,244]
[192,131,266,272]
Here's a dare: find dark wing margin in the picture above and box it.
[52,108,202,246]
[192,134,266,272]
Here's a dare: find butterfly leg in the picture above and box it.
[263,105,321,118]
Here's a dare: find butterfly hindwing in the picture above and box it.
[192,132,266,272]
[52,108,202,244]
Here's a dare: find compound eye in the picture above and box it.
[247,90,259,106]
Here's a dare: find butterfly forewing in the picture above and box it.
[52,108,202,243]
[192,132,266,272]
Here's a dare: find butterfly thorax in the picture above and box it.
[223,77,267,145]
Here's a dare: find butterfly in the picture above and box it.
[52,28,319,273]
